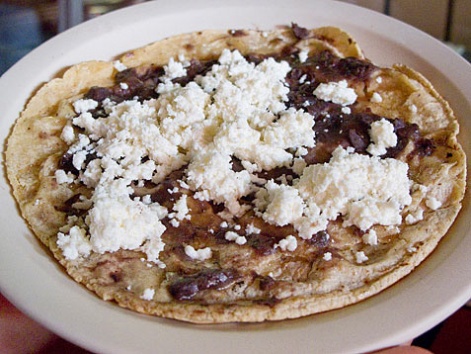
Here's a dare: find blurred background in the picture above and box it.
[0,0,147,74]
[0,0,470,75]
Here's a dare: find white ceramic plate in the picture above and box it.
[0,1,470,353]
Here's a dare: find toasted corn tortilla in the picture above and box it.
[5,26,466,323]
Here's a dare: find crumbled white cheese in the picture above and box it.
[262,108,315,149]
[362,229,378,246]
[425,196,442,210]
[405,208,424,225]
[323,252,332,261]
[274,235,298,252]
[245,223,261,235]
[292,157,307,175]
[113,60,127,72]
[184,245,212,261]
[355,251,369,264]
[296,146,412,231]
[293,201,330,239]
[65,51,286,263]
[60,124,75,144]
[179,180,190,189]
[170,194,191,221]
[341,106,351,115]
[295,146,308,157]
[186,149,252,216]
[225,231,247,245]
[73,98,98,114]
[56,226,92,260]
[367,118,398,156]
[55,169,75,184]
[84,179,167,261]
[197,49,291,119]
[236,143,293,171]
[161,57,187,81]
[140,288,155,301]
[56,48,416,266]
[168,187,179,194]
[298,50,309,63]
[299,74,307,84]
[370,92,383,103]
[235,237,247,245]
[72,150,88,171]
[255,180,304,227]
[241,160,259,173]
[313,80,357,106]
[220,221,229,228]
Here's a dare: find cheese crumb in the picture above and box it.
[298,50,309,63]
[367,118,398,156]
[425,196,442,210]
[355,251,369,264]
[140,288,155,301]
[370,92,383,103]
[341,106,351,114]
[362,229,378,246]
[323,252,332,261]
[56,226,92,260]
[405,208,424,224]
[113,60,127,72]
[274,235,298,251]
[186,149,252,216]
[245,223,261,235]
[225,231,247,245]
[313,80,357,106]
[184,245,212,261]
[60,124,75,144]
[255,180,304,227]
[171,194,191,221]
[55,169,75,184]
[161,57,187,81]
[73,99,98,114]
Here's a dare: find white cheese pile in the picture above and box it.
[295,146,411,232]
[55,48,416,265]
